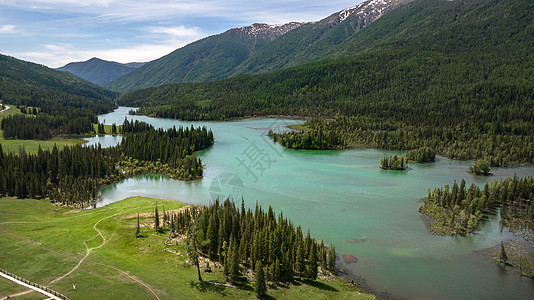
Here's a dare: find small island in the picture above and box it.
[380,154,408,170]
[468,159,492,176]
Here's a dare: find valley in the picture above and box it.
[1,0,533,299]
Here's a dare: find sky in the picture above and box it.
[0,0,363,68]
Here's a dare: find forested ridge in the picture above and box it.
[420,175,534,235]
[118,0,534,167]
[0,54,116,138]
[0,120,213,205]
[162,198,335,289]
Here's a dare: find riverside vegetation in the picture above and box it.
[0,120,213,206]
[157,198,338,298]
[119,0,534,167]
[0,196,371,299]
[419,175,534,236]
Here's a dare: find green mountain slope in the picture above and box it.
[118,0,534,166]
[57,57,143,86]
[0,54,116,116]
[105,22,302,92]
[232,0,413,75]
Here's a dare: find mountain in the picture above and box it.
[118,0,533,120]
[0,54,116,115]
[57,57,144,86]
[106,22,303,92]
[232,0,413,75]
[117,0,534,166]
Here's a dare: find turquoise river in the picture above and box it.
[88,107,534,300]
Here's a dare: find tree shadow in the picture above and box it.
[301,279,339,292]
[189,281,227,296]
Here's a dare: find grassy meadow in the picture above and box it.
[0,196,372,299]
[0,106,85,154]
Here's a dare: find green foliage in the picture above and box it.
[406,147,436,163]
[254,261,267,299]
[268,128,345,150]
[118,0,534,167]
[0,122,214,205]
[106,24,298,92]
[0,196,372,299]
[380,155,407,170]
[420,175,534,235]
[167,199,335,284]
[469,159,492,176]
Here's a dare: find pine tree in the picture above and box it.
[296,242,305,278]
[254,261,267,299]
[135,213,140,237]
[307,242,318,280]
[328,245,336,273]
[154,203,160,232]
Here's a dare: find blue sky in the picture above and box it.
[0,0,363,68]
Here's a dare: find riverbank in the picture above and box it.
[0,196,374,299]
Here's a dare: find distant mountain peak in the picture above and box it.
[328,0,413,24]
[232,22,304,36]
[57,57,144,86]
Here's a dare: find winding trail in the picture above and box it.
[1,215,161,300]
[49,215,113,285]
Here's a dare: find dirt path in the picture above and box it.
[49,215,113,285]
[0,271,62,300]
[1,216,161,300]
[0,105,9,114]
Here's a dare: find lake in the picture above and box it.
[88,107,534,300]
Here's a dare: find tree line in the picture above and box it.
[267,128,346,150]
[1,114,94,139]
[116,16,534,167]
[158,198,336,291]
[420,175,534,235]
[0,121,213,205]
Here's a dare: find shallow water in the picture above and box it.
[94,107,534,300]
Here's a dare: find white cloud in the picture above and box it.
[9,28,206,68]
[0,24,18,34]
[146,26,204,39]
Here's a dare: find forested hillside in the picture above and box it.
[232,0,413,75]
[119,0,534,166]
[0,54,117,138]
[57,57,142,86]
[106,23,302,92]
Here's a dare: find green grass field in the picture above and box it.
[0,105,86,154]
[0,196,373,300]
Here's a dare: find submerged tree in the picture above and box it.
[499,241,508,265]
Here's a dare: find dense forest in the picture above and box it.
[118,0,534,167]
[406,147,436,163]
[0,121,213,205]
[420,175,534,235]
[0,54,116,139]
[267,128,345,150]
[159,198,335,292]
